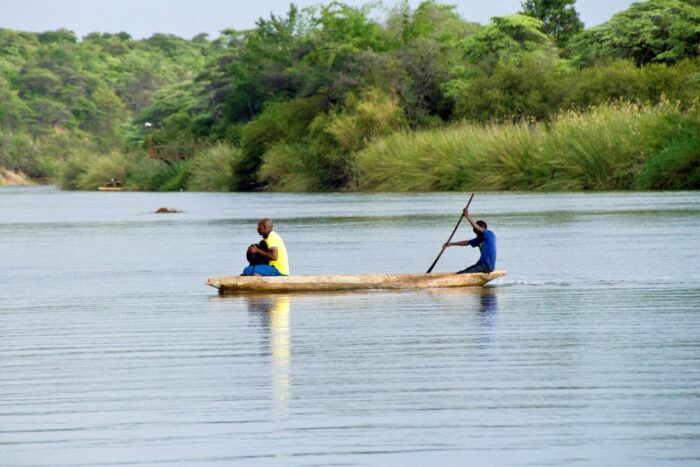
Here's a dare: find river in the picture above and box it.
[1,186,699,465]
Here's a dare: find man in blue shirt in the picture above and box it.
[443,208,497,274]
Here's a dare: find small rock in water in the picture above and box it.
[154,207,182,214]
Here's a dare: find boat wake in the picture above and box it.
[495,280,571,287]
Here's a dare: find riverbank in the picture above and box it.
[0,168,32,186]
[46,102,699,193]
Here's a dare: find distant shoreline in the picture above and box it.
[0,168,32,187]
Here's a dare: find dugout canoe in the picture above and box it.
[207,271,506,294]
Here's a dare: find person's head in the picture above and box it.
[257,218,273,237]
[474,220,487,237]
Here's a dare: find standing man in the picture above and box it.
[443,208,496,274]
[242,218,289,276]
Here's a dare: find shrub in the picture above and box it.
[449,53,568,122]
[258,143,316,191]
[638,106,700,189]
[158,162,190,191]
[76,152,129,190]
[0,131,34,172]
[638,138,700,189]
[58,151,91,190]
[187,143,241,191]
[124,156,171,191]
[257,88,406,191]
[238,97,324,190]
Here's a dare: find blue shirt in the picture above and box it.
[469,229,497,271]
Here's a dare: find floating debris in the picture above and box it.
[154,207,182,214]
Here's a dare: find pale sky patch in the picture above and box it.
[0,0,636,40]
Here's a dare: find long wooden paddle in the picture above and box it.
[426,193,474,273]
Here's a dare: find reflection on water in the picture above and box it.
[478,289,498,353]
[479,288,498,313]
[247,295,291,417]
[479,288,498,323]
[425,286,500,352]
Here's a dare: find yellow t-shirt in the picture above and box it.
[264,231,289,275]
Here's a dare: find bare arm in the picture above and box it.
[444,240,471,248]
[463,208,484,234]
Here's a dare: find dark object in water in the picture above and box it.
[154,207,182,214]
[247,240,270,265]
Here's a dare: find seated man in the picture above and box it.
[242,218,289,276]
[443,208,497,274]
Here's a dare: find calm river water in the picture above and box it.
[1,186,699,465]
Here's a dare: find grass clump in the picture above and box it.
[122,157,171,191]
[357,102,700,191]
[57,151,191,191]
[536,103,656,190]
[638,112,700,189]
[78,152,129,190]
[258,143,318,192]
[59,151,129,190]
[187,143,240,191]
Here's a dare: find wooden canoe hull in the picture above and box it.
[207,271,506,294]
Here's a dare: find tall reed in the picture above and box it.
[187,144,240,191]
[357,102,699,191]
[58,151,128,190]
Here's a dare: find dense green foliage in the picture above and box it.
[0,28,216,182]
[569,0,700,65]
[1,0,699,191]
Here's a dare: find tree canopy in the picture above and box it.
[520,0,583,47]
[569,0,700,65]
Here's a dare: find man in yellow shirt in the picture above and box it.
[242,218,289,276]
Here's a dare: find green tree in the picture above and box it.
[459,15,554,72]
[19,67,62,97]
[37,29,77,44]
[204,5,309,129]
[0,76,34,129]
[520,0,583,47]
[386,1,479,126]
[569,0,700,65]
[448,53,567,122]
